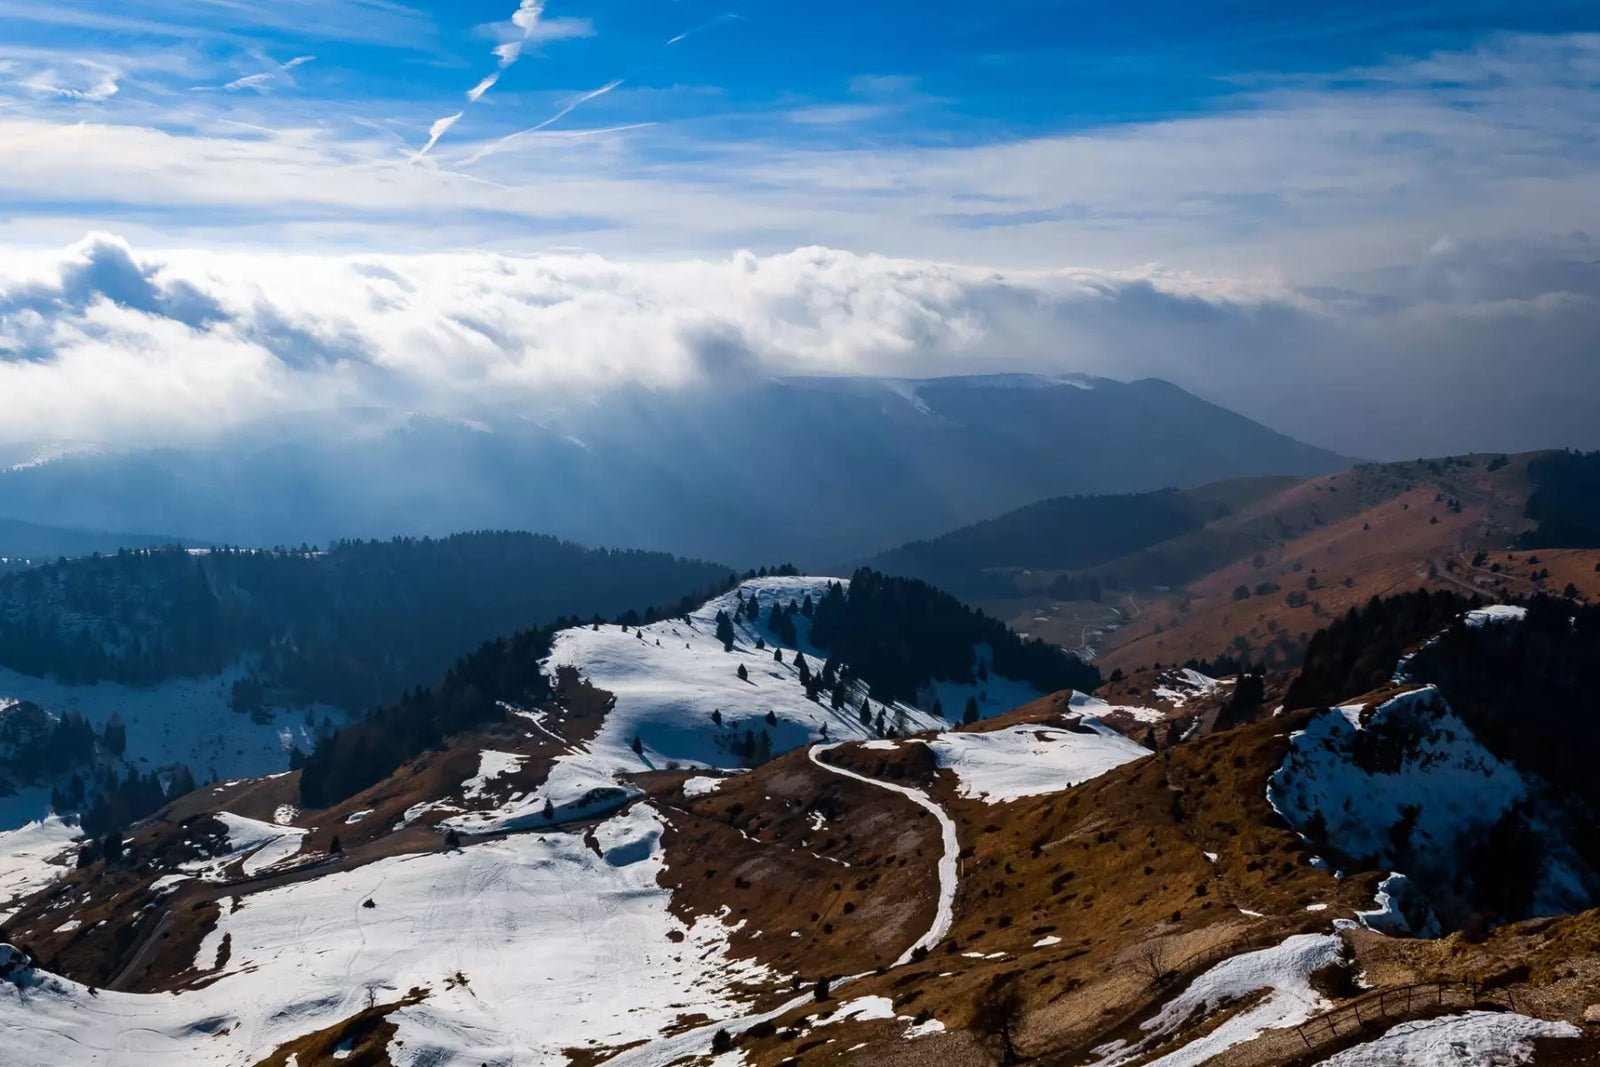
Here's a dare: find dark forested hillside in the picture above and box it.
[1282,589,1478,710]
[1520,450,1600,549]
[808,569,1101,704]
[0,533,729,710]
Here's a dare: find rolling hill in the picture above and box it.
[5,581,1600,1066]
[0,374,1346,568]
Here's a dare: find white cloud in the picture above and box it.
[0,234,1595,457]
[16,60,120,100]
[467,72,500,102]
[416,111,463,157]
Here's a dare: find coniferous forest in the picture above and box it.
[0,533,729,711]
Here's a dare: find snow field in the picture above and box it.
[0,815,79,922]
[0,806,777,1066]
[923,722,1149,803]
[0,662,339,830]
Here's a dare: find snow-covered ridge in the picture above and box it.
[468,576,1038,836]
[1269,686,1592,928]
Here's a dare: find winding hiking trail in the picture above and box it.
[807,742,959,964]
[606,743,962,1067]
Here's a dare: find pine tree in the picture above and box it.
[712,708,723,726]
[631,735,644,756]
[860,698,873,728]
[963,696,979,726]
[544,797,555,821]
[329,834,343,856]
[874,709,886,736]
[765,710,777,726]
[736,664,748,682]
[774,648,784,663]
[795,652,810,684]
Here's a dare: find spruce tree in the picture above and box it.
[737,664,749,682]
[860,698,873,728]
[963,696,979,726]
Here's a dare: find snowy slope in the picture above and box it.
[0,664,337,830]
[0,816,78,922]
[453,577,958,832]
[923,722,1149,803]
[0,806,777,1066]
[1268,686,1592,921]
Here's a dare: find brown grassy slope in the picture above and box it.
[722,713,1366,1067]
[1098,452,1542,671]
[652,745,942,984]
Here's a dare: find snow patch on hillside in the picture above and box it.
[0,663,339,830]
[1069,691,1167,724]
[1268,687,1592,924]
[1096,934,1341,1067]
[1315,1010,1577,1065]
[182,812,307,882]
[0,806,777,1066]
[0,816,78,922]
[926,723,1149,803]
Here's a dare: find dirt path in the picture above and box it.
[603,745,963,1067]
[807,743,959,963]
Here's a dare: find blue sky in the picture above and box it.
[0,2,1597,457]
[0,0,1597,268]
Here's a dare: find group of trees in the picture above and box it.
[1520,450,1600,549]
[804,569,1100,706]
[296,567,797,809]
[0,533,730,712]
[1283,589,1478,710]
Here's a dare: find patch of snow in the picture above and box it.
[1070,690,1167,724]
[1096,934,1342,1067]
[904,1017,946,1038]
[1355,873,1441,938]
[0,816,79,922]
[344,810,372,825]
[1,805,777,1066]
[818,996,897,1024]
[1314,1010,1577,1066]
[183,812,307,882]
[460,750,526,800]
[682,776,725,799]
[1463,605,1529,629]
[926,723,1148,803]
[1033,935,1062,948]
[1267,687,1591,918]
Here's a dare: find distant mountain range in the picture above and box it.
[0,374,1345,567]
[0,517,195,569]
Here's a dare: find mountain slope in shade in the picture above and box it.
[0,374,1346,567]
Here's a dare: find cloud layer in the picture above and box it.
[0,233,1595,458]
